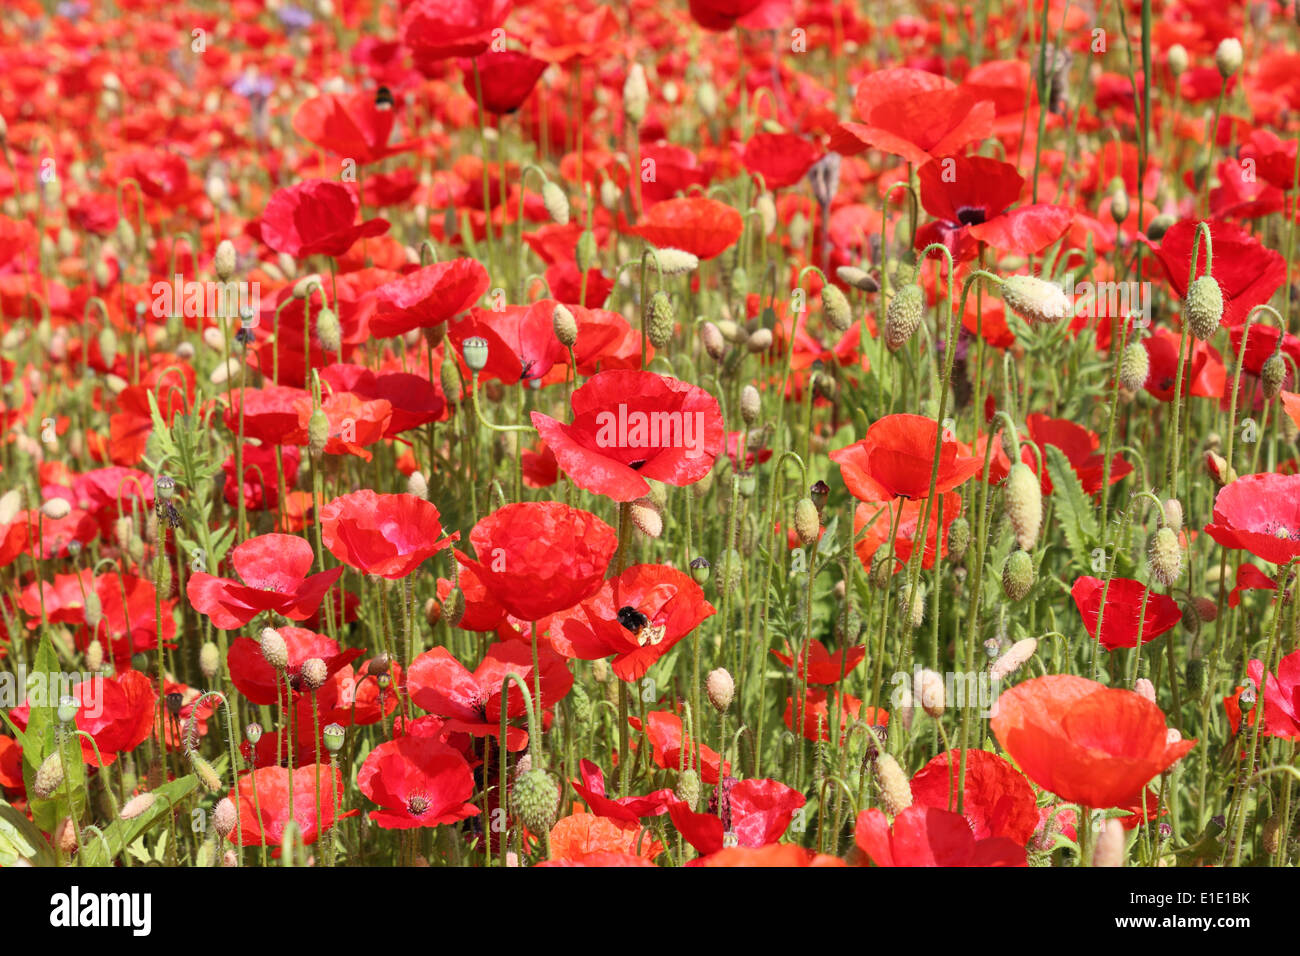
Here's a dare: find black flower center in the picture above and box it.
[955,207,987,226]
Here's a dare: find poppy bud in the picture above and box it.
[836,265,879,293]
[745,328,773,353]
[115,217,136,255]
[655,248,699,276]
[592,658,612,683]
[1133,678,1156,703]
[213,797,237,838]
[807,153,841,208]
[1109,189,1130,225]
[40,495,70,520]
[1093,818,1126,867]
[647,290,675,349]
[1002,549,1035,601]
[511,768,560,835]
[1004,462,1043,551]
[1159,499,1183,536]
[1262,351,1286,399]
[794,497,820,546]
[700,321,726,361]
[822,284,852,333]
[191,754,223,794]
[728,265,748,300]
[1204,449,1236,485]
[1194,596,1218,623]
[540,180,569,226]
[718,548,743,595]
[315,307,341,353]
[1263,815,1281,855]
[407,470,429,500]
[990,637,1038,681]
[307,408,330,457]
[916,669,946,718]
[56,817,78,855]
[1215,37,1243,79]
[706,668,735,713]
[1000,274,1072,325]
[630,497,663,538]
[553,304,578,347]
[946,516,970,564]
[623,63,648,126]
[302,657,328,691]
[292,274,324,299]
[1119,341,1150,391]
[57,695,78,724]
[214,239,237,281]
[35,752,65,797]
[461,335,490,372]
[810,479,830,513]
[442,587,466,627]
[753,191,776,236]
[259,627,289,670]
[1148,526,1183,587]
[690,556,711,585]
[1183,275,1224,341]
[675,768,701,810]
[440,351,463,404]
[98,326,118,367]
[1146,213,1176,242]
[575,230,598,273]
[898,581,926,629]
[1167,44,1189,78]
[885,283,924,352]
[120,792,156,821]
[194,640,220,681]
[873,753,912,815]
[323,723,345,753]
[1185,657,1209,694]
[737,384,761,427]
[86,639,104,673]
[695,80,718,118]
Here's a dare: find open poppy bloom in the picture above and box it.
[1204,473,1300,565]
[831,414,981,502]
[293,91,419,166]
[1247,648,1300,739]
[667,777,805,855]
[320,491,459,579]
[914,154,1072,262]
[257,179,389,259]
[551,564,714,681]
[1025,413,1131,496]
[687,0,766,30]
[462,50,548,114]
[785,689,886,743]
[532,370,724,502]
[853,493,962,571]
[1070,576,1183,650]
[369,258,490,338]
[226,764,344,847]
[771,639,866,685]
[187,534,343,630]
[990,675,1195,808]
[357,735,479,829]
[621,197,744,260]
[908,749,1038,844]
[403,0,511,66]
[11,670,155,768]
[630,710,730,784]
[741,131,822,190]
[854,806,1027,867]
[456,502,618,621]
[570,759,673,825]
[226,628,362,707]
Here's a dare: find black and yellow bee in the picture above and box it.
[617,605,666,648]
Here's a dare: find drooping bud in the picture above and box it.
[1148,526,1183,587]
[315,307,342,353]
[754,192,776,235]
[540,180,570,226]
[442,587,466,627]
[836,266,879,293]
[1183,275,1224,341]
[653,248,699,276]
[821,284,852,333]
[706,667,734,713]
[873,753,912,815]
[916,669,946,718]
[1000,275,1072,325]
[1262,351,1286,399]
[511,768,560,835]
[191,753,224,794]
[675,768,701,810]
[407,470,429,500]
[120,792,157,820]
[1185,658,1209,694]
[885,283,923,352]
[213,797,237,838]
[1093,818,1126,867]
[553,303,578,347]
[1167,44,1189,78]
[199,641,221,680]
[34,752,64,798]
[740,385,761,426]
[947,517,970,563]
[307,408,330,457]
[1215,37,1243,79]
[259,627,289,670]
[794,497,820,546]
[623,63,648,126]
[1004,462,1043,551]
[990,637,1038,681]
[700,321,726,361]
[440,350,463,404]
[575,230,598,273]
[646,290,674,349]
[1002,549,1035,601]
[1119,341,1150,391]
[629,497,663,538]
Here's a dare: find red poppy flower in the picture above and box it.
[463,50,548,114]
[186,534,343,630]
[853,493,962,572]
[1143,219,1286,329]
[551,564,715,681]
[741,132,821,190]
[532,370,724,502]
[630,710,730,784]
[318,363,448,436]
[357,735,479,829]
[284,390,393,462]
[687,0,765,30]
[293,91,418,166]
[914,154,1072,262]
[1140,327,1225,402]
[622,197,743,260]
[226,764,344,847]
[11,670,155,768]
[1071,576,1183,651]
[784,689,886,743]
[571,760,673,825]
[854,806,1027,867]
[457,502,617,621]
[990,674,1195,808]
[403,0,511,66]
[320,491,458,579]
[543,812,663,864]
[1026,413,1131,496]
[369,258,490,338]
[909,749,1038,843]
[407,641,573,750]
[692,844,847,867]
[226,627,361,707]
[667,777,804,855]
[771,638,866,685]
[257,180,389,259]
[831,414,981,502]
[831,68,996,166]
[0,735,21,794]
[1204,473,1300,565]
[1247,649,1300,739]
[447,301,568,384]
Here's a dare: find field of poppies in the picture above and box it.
[1,0,1299,872]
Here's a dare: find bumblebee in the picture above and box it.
[617,605,666,648]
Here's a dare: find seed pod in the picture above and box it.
[1183,275,1224,340]
[511,768,560,834]
[706,668,734,713]
[885,284,923,352]
[1004,462,1043,551]
[1002,549,1035,601]
[821,284,852,333]
[873,753,912,815]
[946,516,970,563]
[794,497,820,546]
[1148,526,1183,587]
[1119,341,1150,390]
[1262,352,1286,399]
[1000,275,1071,325]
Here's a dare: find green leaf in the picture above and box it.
[0,801,54,866]
[1044,444,1100,568]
